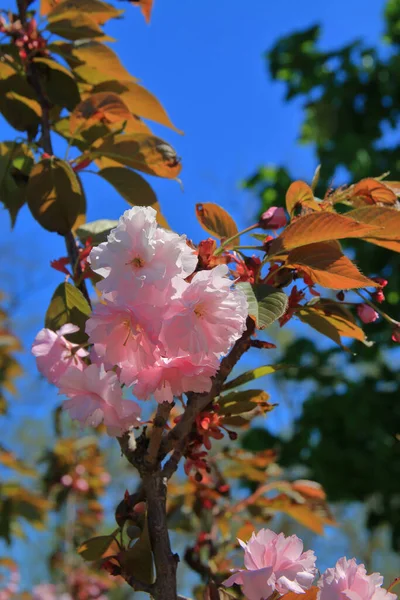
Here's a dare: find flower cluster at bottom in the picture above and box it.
[32,206,248,436]
[223,529,397,600]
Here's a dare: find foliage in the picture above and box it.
[0,0,399,599]
[242,0,400,551]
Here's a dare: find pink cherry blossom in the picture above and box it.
[123,354,220,403]
[59,364,141,436]
[32,324,88,385]
[89,206,197,303]
[85,301,160,376]
[357,303,379,324]
[317,557,396,600]
[223,529,317,600]
[259,206,287,229]
[161,265,248,357]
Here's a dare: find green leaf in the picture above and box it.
[0,66,41,132]
[33,57,80,111]
[45,282,91,343]
[238,282,288,329]
[119,519,154,585]
[0,142,34,226]
[27,158,85,234]
[223,365,285,391]
[78,530,118,561]
[76,219,118,245]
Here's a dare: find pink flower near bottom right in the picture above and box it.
[318,557,396,600]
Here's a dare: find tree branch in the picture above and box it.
[146,402,172,467]
[143,472,179,600]
[161,317,255,457]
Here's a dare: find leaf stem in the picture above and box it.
[355,290,397,325]
[213,223,259,256]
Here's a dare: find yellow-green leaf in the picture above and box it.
[76,219,118,245]
[27,158,85,234]
[47,10,106,41]
[78,530,118,561]
[118,520,154,585]
[223,365,285,391]
[46,0,123,23]
[72,42,133,85]
[195,202,238,245]
[0,142,33,226]
[45,282,91,343]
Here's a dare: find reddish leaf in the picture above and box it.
[281,587,319,600]
[285,242,379,290]
[269,211,381,256]
[196,203,238,245]
[132,0,154,23]
[347,206,400,252]
[286,181,321,216]
[351,178,397,206]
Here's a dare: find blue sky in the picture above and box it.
[0,0,393,589]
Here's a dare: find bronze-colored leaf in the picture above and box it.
[27,158,85,234]
[195,203,238,244]
[93,133,181,179]
[285,180,321,216]
[46,0,123,23]
[347,206,400,252]
[72,42,133,85]
[351,178,397,206]
[92,80,182,133]
[269,211,381,256]
[70,92,132,134]
[33,57,80,111]
[0,67,41,131]
[285,241,378,290]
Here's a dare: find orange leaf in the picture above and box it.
[137,0,154,23]
[236,521,256,542]
[347,206,400,252]
[382,181,400,196]
[298,299,371,347]
[269,212,381,256]
[292,480,326,500]
[285,242,378,289]
[351,178,397,206]
[196,203,238,245]
[70,92,132,134]
[286,181,321,216]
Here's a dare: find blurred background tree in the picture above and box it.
[242,0,400,562]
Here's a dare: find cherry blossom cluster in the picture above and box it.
[223,528,397,600]
[32,207,248,437]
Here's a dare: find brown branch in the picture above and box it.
[143,472,179,600]
[162,437,187,480]
[146,402,172,467]
[161,317,255,457]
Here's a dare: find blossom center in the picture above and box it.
[194,302,206,318]
[128,256,145,269]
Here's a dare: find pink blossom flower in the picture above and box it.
[161,265,248,357]
[86,301,160,375]
[59,364,141,436]
[223,529,317,600]
[123,354,220,403]
[89,206,197,303]
[259,207,287,229]
[357,304,379,324]
[61,474,73,487]
[32,324,88,384]
[317,557,396,600]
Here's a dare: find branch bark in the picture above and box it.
[143,472,179,600]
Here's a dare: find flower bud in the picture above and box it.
[357,303,379,324]
[259,206,287,230]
